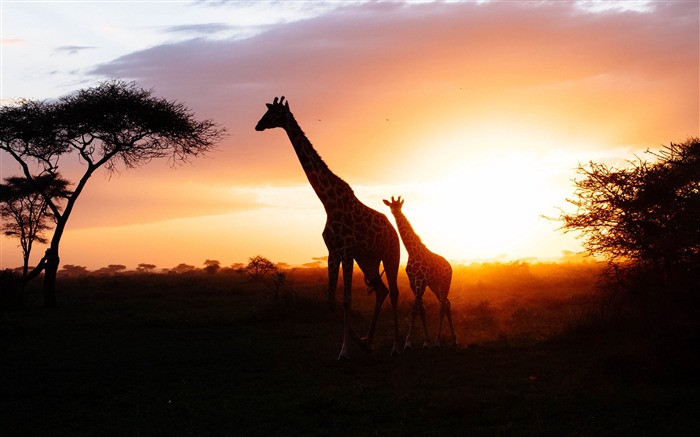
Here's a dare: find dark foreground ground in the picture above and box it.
[2,269,699,436]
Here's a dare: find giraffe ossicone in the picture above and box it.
[384,196,458,348]
[256,96,402,359]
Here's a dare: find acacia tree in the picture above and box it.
[0,174,71,282]
[559,138,700,313]
[245,255,287,300]
[0,80,225,307]
[136,263,157,273]
[203,259,221,274]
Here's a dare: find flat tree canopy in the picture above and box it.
[0,80,226,306]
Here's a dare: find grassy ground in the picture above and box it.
[2,266,699,436]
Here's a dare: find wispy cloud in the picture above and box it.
[163,22,234,36]
[1,38,25,46]
[92,0,698,167]
[160,22,268,41]
[55,45,97,55]
[575,0,655,13]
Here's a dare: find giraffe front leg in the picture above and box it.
[338,304,351,360]
[338,258,354,360]
[405,291,428,349]
[404,299,417,350]
[414,284,430,348]
[326,253,340,311]
[387,268,401,356]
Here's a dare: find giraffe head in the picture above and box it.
[255,96,291,131]
[383,196,405,215]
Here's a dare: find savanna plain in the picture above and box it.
[2,262,699,436]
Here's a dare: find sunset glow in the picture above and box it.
[1,0,698,270]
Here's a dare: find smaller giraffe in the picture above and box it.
[384,196,457,348]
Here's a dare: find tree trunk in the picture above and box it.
[42,250,60,308]
[20,254,30,292]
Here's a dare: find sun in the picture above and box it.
[394,145,574,263]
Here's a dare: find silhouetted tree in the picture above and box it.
[0,174,71,283]
[94,264,127,276]
[559,138,700,316]
[245,255,277,281]
[302,256,328,269]
[245,255,287,300]
[0,80,225,307]
[136,263,156,273]
[171,263,196,274]
[203,259,221,274]
[61,264,89,276]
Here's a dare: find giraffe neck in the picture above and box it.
[392,210,425,254]
[282,114,356,209]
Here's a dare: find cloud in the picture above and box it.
[55,45,97,55]
[93,3,697,101]
[575,0,655,13]
[93,2,698,155]
[162,22,235,36]
[1,38,25,46]
[67,177,263,229]
[87,0,698,187]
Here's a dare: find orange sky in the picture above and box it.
[1,1,698,270]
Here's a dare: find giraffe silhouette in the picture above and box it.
[256,97,401,359]
[383,196,457,348]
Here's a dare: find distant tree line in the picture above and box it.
[39,257,289,279]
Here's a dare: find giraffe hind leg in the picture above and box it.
[444,298,458,347]
[357,256,393,353]
[362,274,388,351]
[435,302,445,349]
[384,257,402,356]
[358,243,401,356]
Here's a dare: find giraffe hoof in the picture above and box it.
[360,337,374,352]
[337,353,350,361]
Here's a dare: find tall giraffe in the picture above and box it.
[383,196,457,348]
[255,97,401,359]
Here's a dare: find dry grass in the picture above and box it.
[2,262,698,436]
